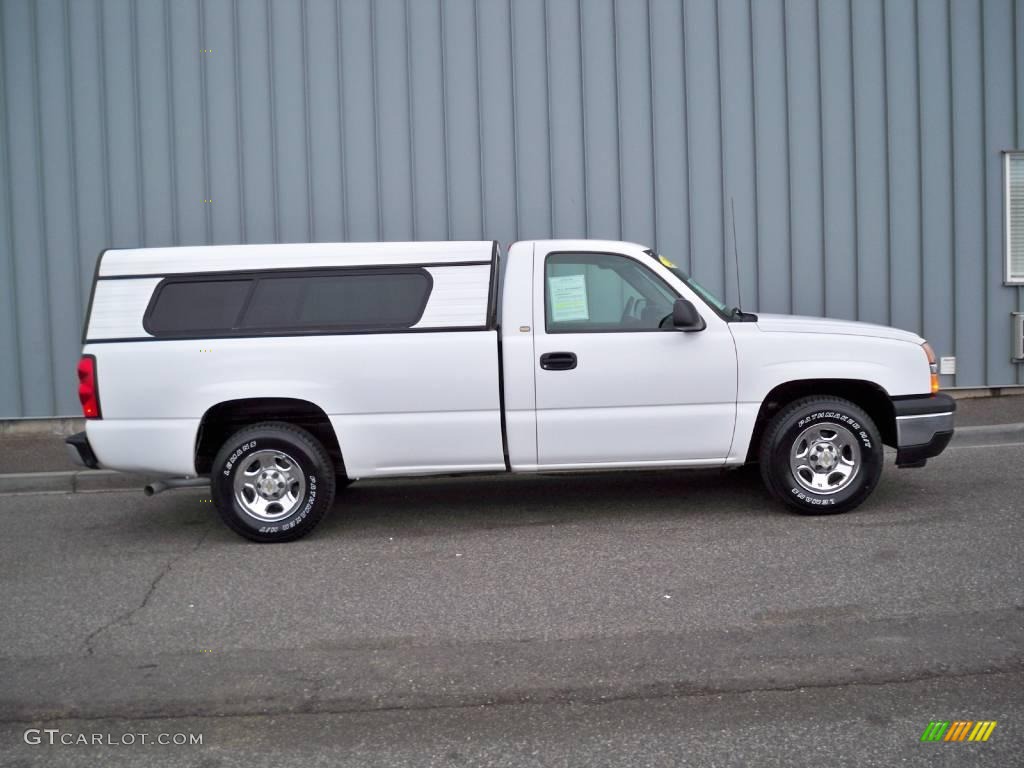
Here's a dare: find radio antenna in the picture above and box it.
[730,197,743,313]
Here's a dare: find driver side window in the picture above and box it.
[545,252,678,332]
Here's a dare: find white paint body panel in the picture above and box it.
[86,332,504,477]
[527,241,738,467]
[86,418,201,476]
[86,278,161,340]
[79,239,936,480]
[99,241,493,277]
[753,313,924,344]
[414,265,491,328]
[500,243,539,469]
[726,322,932,464]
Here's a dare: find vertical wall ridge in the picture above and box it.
[978,0,987,382]
[232,0,245,242]
[199,0,212,244]
[405,0,418,239]
[301,0,314,241]
[880,2,892,327]
[577,0,589,238]
[62,0,83,323]
[645,0,657,252]
[265,0,279,241]
[0,1,25,414]
[98,2,112,248]
[781,0,793,313]
[368,0,382,240]
[947,0,957,381]
[680,0,694,273]
[815,0,827,313]
[440,0,452,239]
[715,0,727,300]
[163,0,179,245]
[130,0,145,247]
[914,0,924,334]
[335,0,349,241]
[612,0,623,239]
[30,0,56,414]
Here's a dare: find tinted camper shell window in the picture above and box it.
[143,268,433,338]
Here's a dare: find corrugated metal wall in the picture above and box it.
[1,0,1023,417]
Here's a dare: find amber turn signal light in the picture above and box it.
[921,342,940,393]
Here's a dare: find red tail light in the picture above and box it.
[77,355,101,419]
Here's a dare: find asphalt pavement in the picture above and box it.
[1,442,1022,765]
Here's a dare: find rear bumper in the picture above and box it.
[65,431,100,469]
[892,393,956,468]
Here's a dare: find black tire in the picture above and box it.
[211,422,336,542]
[758,397,883,515]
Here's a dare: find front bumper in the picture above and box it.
[892,393,956,468]
[65,431,100,469]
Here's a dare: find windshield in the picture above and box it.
[645,251,734,319]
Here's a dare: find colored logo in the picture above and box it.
[920,721,997,742]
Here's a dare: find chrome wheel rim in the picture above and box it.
[232,449,306,522]
[789,422,861,495]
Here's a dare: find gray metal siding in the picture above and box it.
[1,0,1022,417]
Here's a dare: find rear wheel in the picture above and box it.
[758,397,883,515]
[211,422,336,542]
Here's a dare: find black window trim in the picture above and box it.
[486,240,501,332]
[141,265,435,339]
[542,250,685,335]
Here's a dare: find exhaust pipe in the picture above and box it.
[144,477,210,496]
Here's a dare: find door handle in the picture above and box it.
[540,352,577,371]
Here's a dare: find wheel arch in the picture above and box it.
[195,397,345,477]
[746,379,895,463]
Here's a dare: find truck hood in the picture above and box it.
[754,313,923,344]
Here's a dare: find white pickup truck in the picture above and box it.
[67,239,954,542]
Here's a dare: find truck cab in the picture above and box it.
[501,240,739,471]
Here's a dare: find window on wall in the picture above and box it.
[1006,151,1024,284]
[544,252,678,332]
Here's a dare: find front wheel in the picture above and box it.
[211,422,336,542]
[758,397,883,515]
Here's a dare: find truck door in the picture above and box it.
[532,248,737,468]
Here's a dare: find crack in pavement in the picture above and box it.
[1,665,1020,725]
[80,525,214,657]
[293,672,327,714]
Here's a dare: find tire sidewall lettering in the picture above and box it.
[788,487,836,506]
[794,411,872,449]
[222,440,258,477]
[264,474,318,533]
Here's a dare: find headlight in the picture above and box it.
[921,342,939,393]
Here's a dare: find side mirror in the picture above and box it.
[671,298,706,332]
